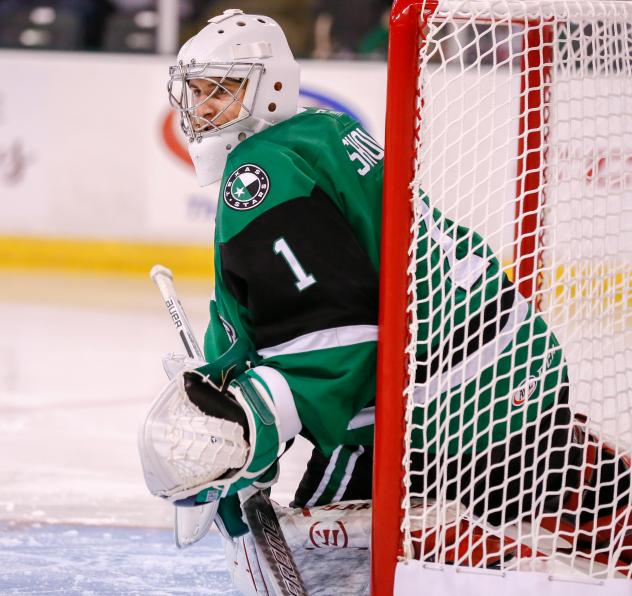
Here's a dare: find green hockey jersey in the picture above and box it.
[203,108,566,467]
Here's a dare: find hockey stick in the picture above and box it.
[150,265,204,361]
[151,265,218,549]
[242,491,308,596]
[150,264,308,596]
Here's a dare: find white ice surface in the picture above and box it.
[0,270,312,593]
[0,521,240,595]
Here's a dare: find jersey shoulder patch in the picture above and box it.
[217,137,317,243]
[223,163,271,211]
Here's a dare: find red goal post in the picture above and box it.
[372,0,632,594]
[372,2,421,594]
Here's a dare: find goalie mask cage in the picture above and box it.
[372,1,632,595]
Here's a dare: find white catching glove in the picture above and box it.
[138,369,250,502]
[140,364,290,511]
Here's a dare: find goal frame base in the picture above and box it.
[394,561,630,596]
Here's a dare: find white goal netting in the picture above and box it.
[400,0,632,585]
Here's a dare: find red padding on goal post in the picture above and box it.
[372,2,436,595]
[513,22,553,305]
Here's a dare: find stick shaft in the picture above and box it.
[150,265,204,360]
[242,492,308,596]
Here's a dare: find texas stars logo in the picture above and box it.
[223,164,270,210]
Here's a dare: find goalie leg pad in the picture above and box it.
[222,532,272,596]
[223,500,374,596]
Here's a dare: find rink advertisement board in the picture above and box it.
[0,50,629,274]
[0,50,384,273]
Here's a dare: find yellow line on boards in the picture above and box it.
[0,236,214,278]
[1,238,630,305]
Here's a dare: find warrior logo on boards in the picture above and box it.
[224,164,270,211]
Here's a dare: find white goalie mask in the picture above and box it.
[168,9,300,186]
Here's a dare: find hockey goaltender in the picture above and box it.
[138,8,632,595]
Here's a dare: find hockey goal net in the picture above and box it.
[373,1,632,594]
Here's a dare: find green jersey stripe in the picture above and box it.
[419,198,488,290]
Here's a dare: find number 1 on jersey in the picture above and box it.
[273,238,317,291]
